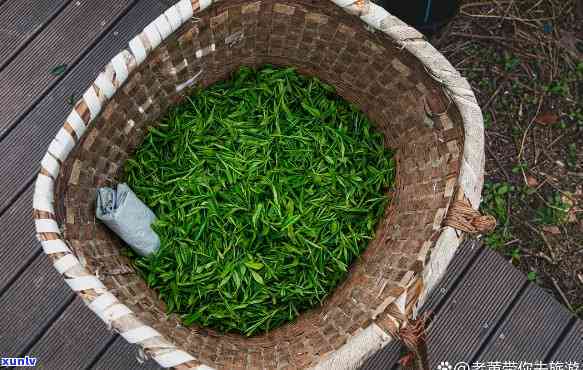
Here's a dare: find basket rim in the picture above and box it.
[32,0,485,369]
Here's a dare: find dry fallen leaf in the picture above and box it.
[535,112,559,126]
[562,192,579,223]
[542,225,561,235]
[561,193,575,208]
[526,176,539,188]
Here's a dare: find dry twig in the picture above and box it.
[523,221,558,262]
[518,97,543,161]
[550,277,575,312]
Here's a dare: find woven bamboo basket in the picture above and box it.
[33,0,493,369]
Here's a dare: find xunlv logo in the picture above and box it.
[0,356,38,367]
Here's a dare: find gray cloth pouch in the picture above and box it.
[96,183,160,257]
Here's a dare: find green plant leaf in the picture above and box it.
[50,64,67,76]
[250,270,264,285]
[244,261,264,270]
[527,271,537,281]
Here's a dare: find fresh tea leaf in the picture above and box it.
[125,65,396,336]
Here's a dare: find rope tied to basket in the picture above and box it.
[384,313,430,370]
[382,300,431,370]
[398,317,430,370]
[444,198,497,234]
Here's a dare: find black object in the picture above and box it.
[375,0,460,37]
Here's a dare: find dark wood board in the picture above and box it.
[90,335,162,370]
[476,283,574,361]
[24,297,115,370]
[359,340,402,370]
[0,0,70,70]
[547,320,583,362]
[0,254,74,356]
[0,0,165,214]
[425,249,527,366]
[0,184,37,294]
[0,0,135,140]
[421,238,484,315]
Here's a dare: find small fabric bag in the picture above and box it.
[96,183,160,257]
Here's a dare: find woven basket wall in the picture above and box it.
[33,0,486,369]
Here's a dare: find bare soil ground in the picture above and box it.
[432,0,582,317]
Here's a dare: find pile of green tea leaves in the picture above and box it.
[124,66,395,336]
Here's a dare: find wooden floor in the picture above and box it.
[0,1,580,369]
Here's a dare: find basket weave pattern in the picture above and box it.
[34,0,483,369]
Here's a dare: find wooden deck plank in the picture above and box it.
[358,340,402,370]
[0,0,165,214]
[547,320,583,361]
[421,239,484,315]
[91,336,162,370]
[476,284,574,361]
[425,249,527,367]
[0,254,74,355]
[0,0,70,69]
[25,297,115,370]
[0,184,37,293]
[0,0,136,140]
